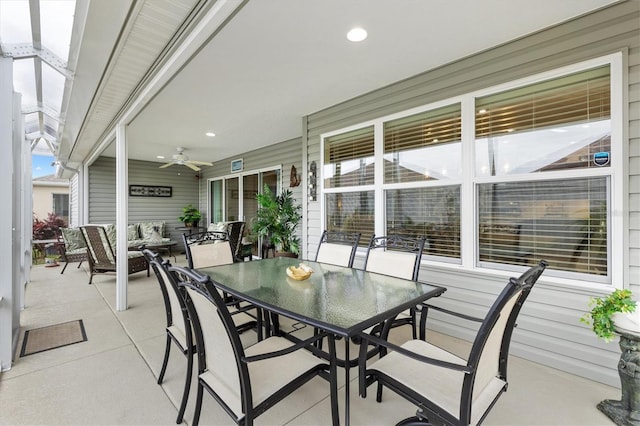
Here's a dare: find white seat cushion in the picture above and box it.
[200,336,326,419]
[190,241,233,268]
[316,243,354,267]
[368,339,506,425]
[365,250,417,280]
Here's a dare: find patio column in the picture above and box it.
[115,123,129,311]
[0,57,14,371]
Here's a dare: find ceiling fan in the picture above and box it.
[158,147,212,171]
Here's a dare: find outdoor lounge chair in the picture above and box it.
[358,260,547,426]
[79,225,149,284]
[58,227,88,274]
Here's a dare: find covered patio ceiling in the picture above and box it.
[59,0,619,171]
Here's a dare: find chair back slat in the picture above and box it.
[316,243,357,267]
[183,230,233,268]
[190,241,234,268]
[157,261,189,338]
[365,250,418,280]
[314,230,361,267]
[364,235,426,281]
[462,260,548,423]
[473,287,523,396]
[185,286,242,409]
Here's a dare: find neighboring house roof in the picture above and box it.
[32,174,69,187]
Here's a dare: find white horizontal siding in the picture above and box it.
[88,156,199,242]
[303,1,639,387]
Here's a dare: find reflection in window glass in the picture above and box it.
[476,65,610,176]
[52,193,69,224]
[210,180,223,223]
[384,104,462,182]
[325,191,374,246]
[476,120,610,176]
[324,127,374,188]
[478,177,608,276]
[386,187,460,259]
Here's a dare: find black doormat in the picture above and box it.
[20,319,87,357]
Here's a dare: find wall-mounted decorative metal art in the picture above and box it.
[129,185,172,197]
[308,161,317,201]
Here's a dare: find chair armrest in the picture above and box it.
[242,331,331,363]
[357,331,472,373]
[419,303,484,323]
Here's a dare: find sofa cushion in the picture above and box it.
[61,227,86,251]
[127,224,140,240]
[139,221,166,240]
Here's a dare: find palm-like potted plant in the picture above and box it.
[178,204,202,227]
[252,184,302,257]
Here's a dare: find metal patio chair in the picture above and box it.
[358,260,548,426]
[363,235,427,339]
[171,265,339,426]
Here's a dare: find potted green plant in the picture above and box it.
[178,204,202,227]
[252,184,302,257]
[581,289,637,342]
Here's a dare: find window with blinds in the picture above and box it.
[386,186,460,258]
[325,191,374,246]
[476,66,610,176]
[324,126,374,188]
[384,103,462,183]
[478,177,608,276]
[321,56,617,282]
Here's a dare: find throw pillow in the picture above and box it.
[139,221,166,240]
[61,227,86,251]
[127,224,139,240]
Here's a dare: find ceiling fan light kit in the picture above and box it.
[159,147,212,171]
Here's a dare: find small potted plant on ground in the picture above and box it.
[253,185,302,257]
[178,204,202,227]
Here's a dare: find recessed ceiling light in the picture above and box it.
[156,155,165,159]
[206,132,216,137]
[347,27,367,42]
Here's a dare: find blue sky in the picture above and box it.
[32,155,56,178]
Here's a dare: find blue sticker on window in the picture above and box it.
[594,152,609,166]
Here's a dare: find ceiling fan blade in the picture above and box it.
[159,163,174,169]
[188,160,213,166]
[185,163,201,171]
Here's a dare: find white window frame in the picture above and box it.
[320,52,623,290]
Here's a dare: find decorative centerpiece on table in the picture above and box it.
[178,204,202,228]
[581,289,640,425]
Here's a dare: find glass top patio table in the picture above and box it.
[197,257,446,338]
[198,257,446,426]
